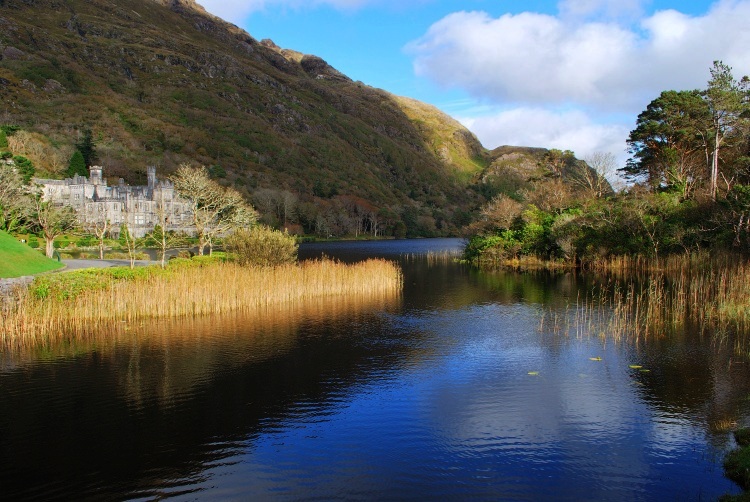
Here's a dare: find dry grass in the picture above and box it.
[541,254,750,344]
[0,258,402,347]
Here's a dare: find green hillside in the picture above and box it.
[0,0,491,235]
[0,231,64,278]
[0,0,592,237]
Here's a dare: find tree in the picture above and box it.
[13,156,35,184]
[119,223,140,269]
[82,203,111,260]
[574,152,617,199]
[704,61,749,200]
[147,188,183,267]
[28,189,78,258]
[624,90,711,193]
[544,149,576,176]
[0,163,29,233]
[67,150,87,177]
[75,128,97,167]
[172,165,258,255]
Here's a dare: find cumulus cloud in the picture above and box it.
[408,0,750,155]
[460,108,631,165]
[407,1,750,113]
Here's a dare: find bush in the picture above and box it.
[225,226,298,267]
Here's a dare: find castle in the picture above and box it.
[36,166,194,238]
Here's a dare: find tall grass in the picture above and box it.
[543,254,750,345]
[0,257,402,347]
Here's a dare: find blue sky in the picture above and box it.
[197,0,750,166]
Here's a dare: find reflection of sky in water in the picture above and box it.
[196,302,739,500]
[3,240,746,500]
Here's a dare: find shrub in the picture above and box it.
[225,226,298,267]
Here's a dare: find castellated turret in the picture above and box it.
[89,166,103,185]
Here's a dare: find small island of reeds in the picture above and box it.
[0,255,402,346]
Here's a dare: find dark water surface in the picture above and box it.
[1,238,749,500]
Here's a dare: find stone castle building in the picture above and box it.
[36,166,193,238]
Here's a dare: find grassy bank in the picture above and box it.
[0,230,64,278]
[724,429,750,500]
[0,256,402,346]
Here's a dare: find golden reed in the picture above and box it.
[542,254,750,344]
[0,258,402,347]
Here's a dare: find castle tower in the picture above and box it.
[89,166,103,185]
[147,166,156,189]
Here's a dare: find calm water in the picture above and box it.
[1,238,748,500]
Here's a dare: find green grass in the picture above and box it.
[0,231,64,278]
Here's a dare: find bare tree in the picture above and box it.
[148,189,181,268]
[480,195,523,230]
[29,188,78,258]
[575,152,617,198]
[173,165,258,255]
[119,222,140,269]
[83,203,111,259]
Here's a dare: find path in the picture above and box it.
[0,259,157,296]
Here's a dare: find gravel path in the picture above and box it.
[0,259,156,296]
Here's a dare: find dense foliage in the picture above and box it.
[224,226,298,267]
[466,62,750,267]
[0,0,492,237]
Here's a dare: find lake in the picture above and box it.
[1,238,747,500]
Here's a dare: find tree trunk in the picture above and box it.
[711,130,720,200]
[99,241,104,260]
[45,238,55,259]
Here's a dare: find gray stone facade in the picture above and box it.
[35,166,193,238]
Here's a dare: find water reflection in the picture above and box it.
[0,240,748,500]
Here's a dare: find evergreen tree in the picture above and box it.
[13,156,35,184]
[0,129,7,149]
[67,150,87,177]
[75,128,97,167]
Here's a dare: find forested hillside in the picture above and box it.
[466,62,750,267]
[0,0,596,237]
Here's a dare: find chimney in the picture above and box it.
[147,166,156,189]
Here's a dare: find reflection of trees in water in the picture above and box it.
[0,293,408,499]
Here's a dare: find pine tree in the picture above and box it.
[67,150,87,177]
[75,128,97,167]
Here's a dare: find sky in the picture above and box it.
[196,0,750,166]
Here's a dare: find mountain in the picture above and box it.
[0,0,583,237]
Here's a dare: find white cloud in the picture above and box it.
[459,107,631,166]
[407,0,750,158]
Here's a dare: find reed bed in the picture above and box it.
[402,249,463,265]
[541,254,750,345]
[0,258,402,346]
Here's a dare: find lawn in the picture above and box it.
[0,231,64,278]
